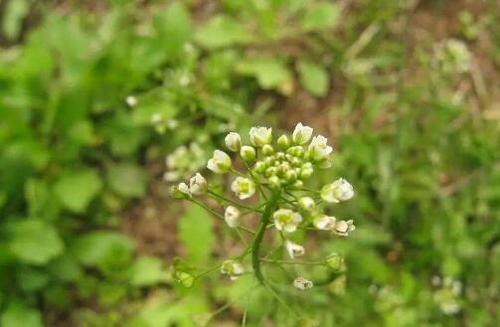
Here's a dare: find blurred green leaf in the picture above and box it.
[71,231,134,267]
[1,0,30,40]
[301,2,340,31]
[297,59,330,97]
[0,301,44,327]
[107,163,147,198]
[54,169,103,213]
[7,220,64,265]
[130,256,168,287]
[236,58,293,95]
[178,204,214,265]
[195,15,253,48]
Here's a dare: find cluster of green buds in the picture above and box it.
[164,143,206,182]
[172,123,356,292]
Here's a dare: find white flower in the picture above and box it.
[333,219,355,236]
[321,178,354,203]
[240,145,256,162]
[273,209,302,233]
[207,150,231,174]
[151,113,163,124]
[189,173,207,195]
[313,215,337,230]
[298,197,315,211]
[177,182,190,196]
[292,122,313,145]
[225,132,242,152]
[220,260,244,281]
[285,240,305,259]
[224,206,241,228]
[231,177,256,200]
[293,277,313,290]
[249,127,272,147]
[126,95,138,107]
[308,135,333,162]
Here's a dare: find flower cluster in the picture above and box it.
[434,39,471,74]
[172,123,357,291]
[432,276,462,315]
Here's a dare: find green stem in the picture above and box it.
[251,192,280,285]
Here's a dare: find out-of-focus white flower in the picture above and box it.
[189,173,207,195]
[308,135,333,162]
[273,209,302,233]
[240,145,256,162]
[207,150,231,174]
[224,206,241,228]
[292,122,313,145]
[332,219,355,236]
[225,132,242,152]
[313,215,337,230]
[298,197,315,212]
[285,240,305,259]
[220,260,244,281]
[249,127,272,147]
[293,277,313,290]
[321,178,354,203]
[230,177,256,200]
[126,95,138,107]
[151,113,163,124]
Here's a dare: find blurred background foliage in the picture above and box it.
[0,0,499,326]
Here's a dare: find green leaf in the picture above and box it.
[301,2,339,31]
[71,231,134,268]
[236,58,293,95]
[107,163,147,198]
[178,204,214,265]
[195,15,253,48]
[130,256,168,287]
[1,0,30,40]
[0,301,44,327]
[155,2,192,61]
[54,169,102,213]
[8,220,64,265]
[297,60,330,97]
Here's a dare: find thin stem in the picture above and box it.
[207,190,262,213]
[260,258,325,266]
[251,192,280,285]
[189,199,255,234]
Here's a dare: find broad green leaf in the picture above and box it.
[301,2,339,31]
[1,0,30,40]
[107,163,147,198]
[178,204,214,265]
[236,58,293,95]
[71,231,134,267]
[297,60,330,97]
[8,220,64,265]
[155,2,192,61]
[54,169,102,213]
[130,256,168,287]
[195,15,252,48]
[0,301,44,327]
[131,93,177,126]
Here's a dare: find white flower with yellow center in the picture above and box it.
[189,173,207,195]
[207,150,231,174]
[285,240,305,259]
[224,206,241,228]
[220,260,244,281]
[293,277,313,290]
[273,209,302,233]
[308,135,333,162]
[249,127,272,147]
[231,177,256,200]
[225,132,242,152]
[321,178,354,203]
[292,122,313,145]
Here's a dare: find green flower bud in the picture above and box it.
[262,144,274,155]
[300,164,314,179]
[325,253,346,272]
[285,170,298,182]
[253,161,267,173]
[268,176,281,189]
[287,145,304,157]
[240,145,256,162]
[265,167,278,177]
[298,196,315,211]
[293,180,304,188]
[277,135,291,149]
